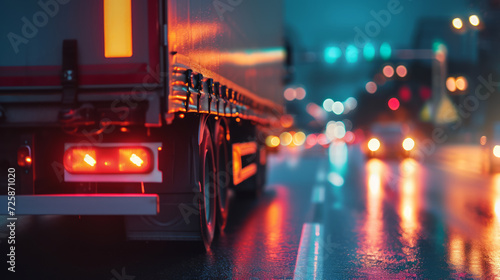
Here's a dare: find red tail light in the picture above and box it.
[64,146,153,174]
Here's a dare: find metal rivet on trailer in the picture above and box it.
[220,85,227,99]
[185,69,193,87]
[206,78,213,94]
[213,82,220,97]
[192,73,203,90]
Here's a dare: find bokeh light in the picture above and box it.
[388,97,400,111]
[266,136,280,147]
[323,98,334,112]
[402,138,415,151]
[280,132,293,146]
[284,88,296,101]
[306,134,317,146]
[295,87,306,100]
[344,97,358,111]
[469,15,480,27]
[455,76,468,91]
[332,102,345,115]
[346,45,359,63]
[363,43,375,61]
[383,65,394,78]
[380,42,392,60]
[398,86,412,102]
[396,65,407,77]
[446,77,456,92]
[452,18,463,29]
[366,81,377,94]
[494,145,500,158]
[324,46,342,64]
[368,138,380,152]
[293,132,306,146]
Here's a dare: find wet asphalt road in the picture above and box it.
[2,143,500,279]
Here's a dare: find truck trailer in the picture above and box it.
[0,0,285,249]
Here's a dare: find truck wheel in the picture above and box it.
[198,121,217,250]
[214,120,230,232]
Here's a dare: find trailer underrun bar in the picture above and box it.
[0,194,159,215]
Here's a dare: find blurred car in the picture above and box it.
[364,122,416,158]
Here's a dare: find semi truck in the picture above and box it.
[0,0,285,249]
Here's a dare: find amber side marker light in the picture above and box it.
[17,146,32,167]
[104,0,133,58]
[64,147,153,174]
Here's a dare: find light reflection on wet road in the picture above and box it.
[323,143,500,279]
[2,143,500,279]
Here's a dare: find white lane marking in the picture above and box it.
[293,223,324,280]
[311,185,325,203]
[316,165,326,183]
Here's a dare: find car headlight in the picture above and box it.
[368,138,380,152]
[493,145,500,158]
[402,138,415,151]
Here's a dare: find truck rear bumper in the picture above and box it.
[0,194,159,215]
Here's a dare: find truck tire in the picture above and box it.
[214,120,230,232]
[198,120,217,250]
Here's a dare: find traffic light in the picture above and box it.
[380,42,391,60]
[363,43,375,61]
[345,45,359,63]
[324,46,342,64]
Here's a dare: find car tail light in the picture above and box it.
[64,146,153,174]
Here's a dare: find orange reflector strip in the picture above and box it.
[64,147,153,174]
[232,142,258,185]
[104,0,133,58]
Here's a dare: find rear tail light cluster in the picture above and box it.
[64,146,153,174]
